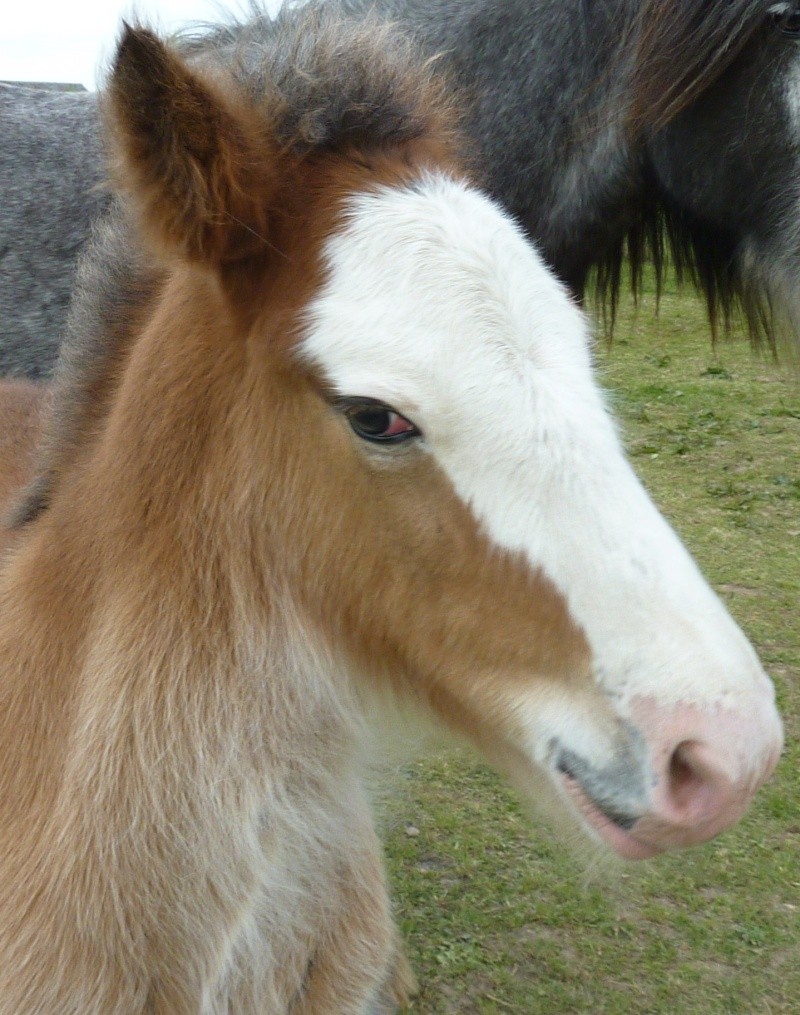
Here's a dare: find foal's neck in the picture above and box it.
[0,271,358,837]
[0,381,361,1005]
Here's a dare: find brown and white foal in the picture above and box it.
[0,9,782,1014]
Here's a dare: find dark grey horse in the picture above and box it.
[3,0,800,376]
[0,84,103,376]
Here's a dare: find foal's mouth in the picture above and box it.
[555,759,661,860]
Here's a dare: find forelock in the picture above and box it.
[183,2,460,158]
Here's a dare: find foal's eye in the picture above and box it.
[340,398,420,445]
[772,3,800,36]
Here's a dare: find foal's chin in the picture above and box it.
[552,773,664,860]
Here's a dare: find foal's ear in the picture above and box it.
[107,24,278,265]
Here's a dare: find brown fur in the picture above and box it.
[14,4,463,530]
[0,17,591,1013]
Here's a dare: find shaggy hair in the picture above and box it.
[629,0,769,129]
[598,0,780,341]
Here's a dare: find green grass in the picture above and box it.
[383,276,800,1014]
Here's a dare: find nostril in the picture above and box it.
[662,739,738,829]
[630,696,782,848]
[667,741,708,814]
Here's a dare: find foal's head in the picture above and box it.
[35,10,781,860]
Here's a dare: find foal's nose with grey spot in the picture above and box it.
[557,689,782,857]
[627,693,783,850]
[556,729,650,832]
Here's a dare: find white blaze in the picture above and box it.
[301,173,776,745]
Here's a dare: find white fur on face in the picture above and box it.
[301,173,777,756]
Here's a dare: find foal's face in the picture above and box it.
[103,21,780,861]
[292,174,782,858]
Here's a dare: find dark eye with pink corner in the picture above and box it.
[339,397,421,445]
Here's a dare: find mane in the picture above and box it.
[14,2,460,527]
[591,0,778,346]
[629,0,768,129]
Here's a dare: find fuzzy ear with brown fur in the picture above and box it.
[107,24,279,265]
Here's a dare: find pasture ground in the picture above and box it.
[384,275,800,1014]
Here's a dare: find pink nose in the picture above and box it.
[630,693,783,850]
